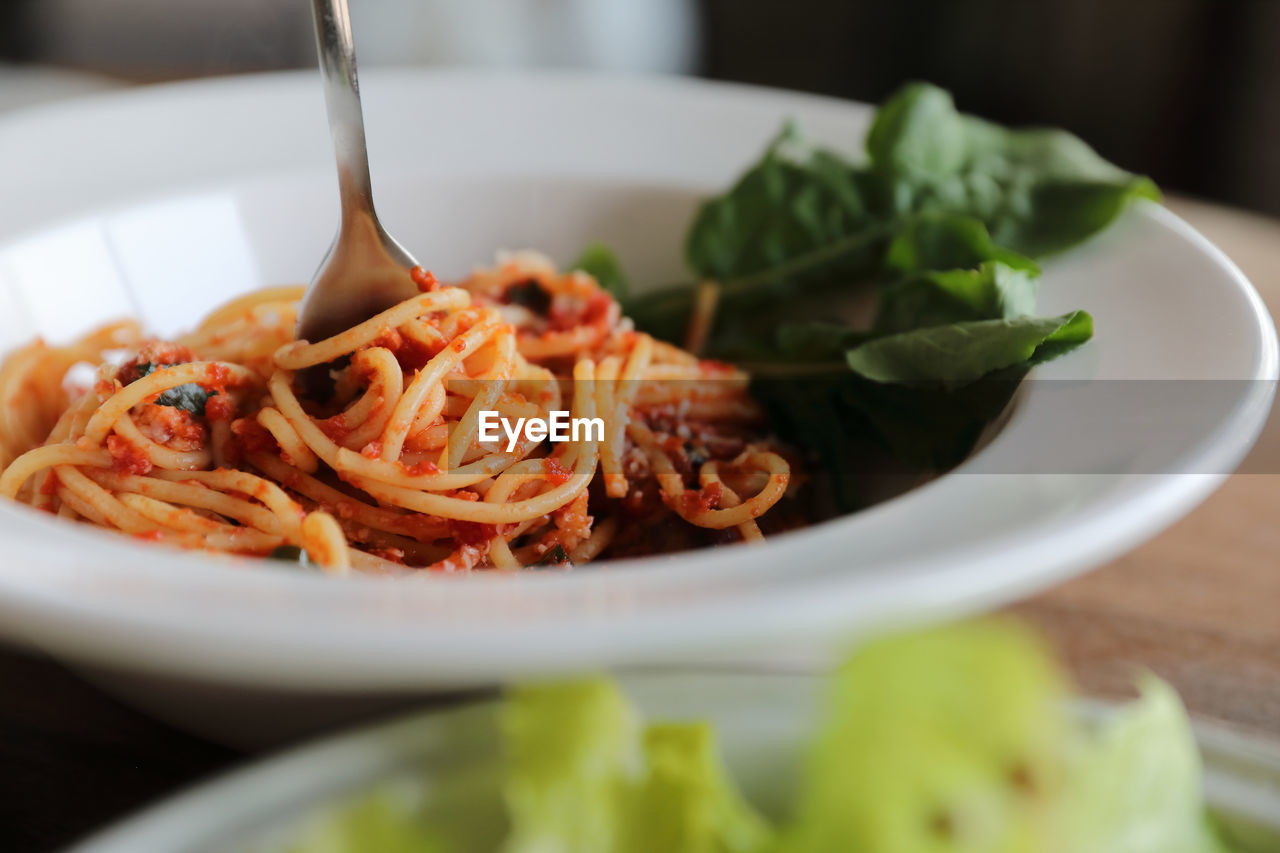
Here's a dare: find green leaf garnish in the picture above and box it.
[620,82,1146,489]
[135,362,213,415]
[572,243,630,298]
[269,545,316,569]
[845,311,1093,386]
[535,544,572,569]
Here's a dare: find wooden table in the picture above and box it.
[1,198,1278,851]
[1013,197,1280,736]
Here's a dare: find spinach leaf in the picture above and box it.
[867,82,1160,257]
[626,126,889,347]
[622,285,700,347]
[135,362,213,416]
[686,124,880,282]
[883,213,1037,275]
[621,83,1144,483]
[628,84,1149,359]
[759,310,1089,482]
[845,311,1093,386]
[571,243,629,298]
[625,221,890,347]
[998,178,1160,257]
[775,322,877,361]
[874,261,1039,333]
[843,367,1030,471]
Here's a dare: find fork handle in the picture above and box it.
[310,0,375,219]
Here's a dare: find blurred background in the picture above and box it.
[0,0,1277,216]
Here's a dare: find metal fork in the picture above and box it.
[296,0,421,345]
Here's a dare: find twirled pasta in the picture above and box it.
[0,253,794,573]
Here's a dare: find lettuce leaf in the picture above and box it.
[1062,677,1234,853]
[502,680,771,853]
[779,620,1070,853]
[287,783,448,853]
[616,724,774,853]
[286,760,505,853]
[501,680,642,852]
[278,624,1258,853]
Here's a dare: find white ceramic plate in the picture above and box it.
[66,672,1280,852]
[0,71,1274,692]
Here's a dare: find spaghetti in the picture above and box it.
[0,252,793,574]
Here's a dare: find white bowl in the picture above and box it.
[66,672,1280,852]
[0,71,1273,709]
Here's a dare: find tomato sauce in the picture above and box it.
[400,458,440,476]
[448,519,499,546]
[107,435,153,475]
[410,266,439,292]
[676,481,723,517]
[115,342,196,385]
[543,457,573,485]
[137,404,206,451]
[230,418,279,455]
[317,414,349,443]
[203,362,233,393]
[204,394,235,422]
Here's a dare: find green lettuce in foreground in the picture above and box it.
[779,620,1070,853]
[284,621,1250,853]
[1062,677,1234,853]
[502,681,773,853]
[287,783,448,853]
[777,623,1238,853]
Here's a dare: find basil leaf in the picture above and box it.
[534,544,572,569]
[269,545,317,569]
[155,383,212,416]
[506,280,552,314]
[571,243,629,298]
[845,311,1093,386]
[135,361,212,415]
